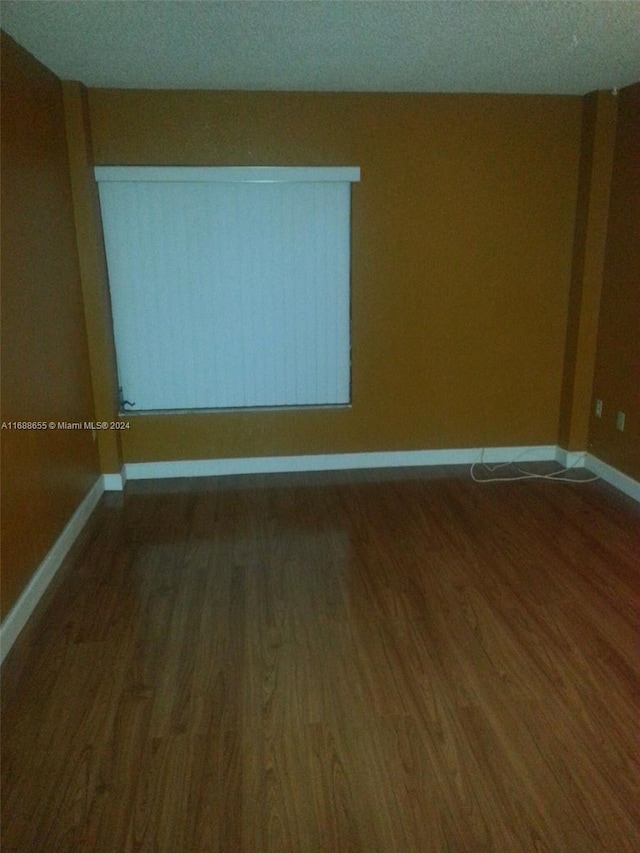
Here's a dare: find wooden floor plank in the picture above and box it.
[2,467,638,852]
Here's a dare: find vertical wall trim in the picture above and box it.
[62,81,123,475]
[558,90,617,451]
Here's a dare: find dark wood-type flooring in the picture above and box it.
[2,466,639,852]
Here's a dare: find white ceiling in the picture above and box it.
[1,1,639,95]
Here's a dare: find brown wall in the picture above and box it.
[0,30,635,621]
[588,83,640,479]
[0,33,100,617]
[87,90,583,463]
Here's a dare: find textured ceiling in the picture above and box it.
[1,1,639,95]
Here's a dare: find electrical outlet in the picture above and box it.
[594,399,603,418]
[616,411,625,431]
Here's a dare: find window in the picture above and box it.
[95,166,360,412]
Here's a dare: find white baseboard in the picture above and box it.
[584,453,640,502]
[0,476,104,665]
[124,445,559,481]
[124,447,639,505]
[555,448,587,468]
[103,468,126,491]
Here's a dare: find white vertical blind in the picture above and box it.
[95,167,359,412]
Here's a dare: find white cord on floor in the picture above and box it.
[470,449,600,484]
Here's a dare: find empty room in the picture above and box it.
[1,2,638,850]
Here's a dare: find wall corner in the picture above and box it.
[62,81,123,475]
[558,89,617,452]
